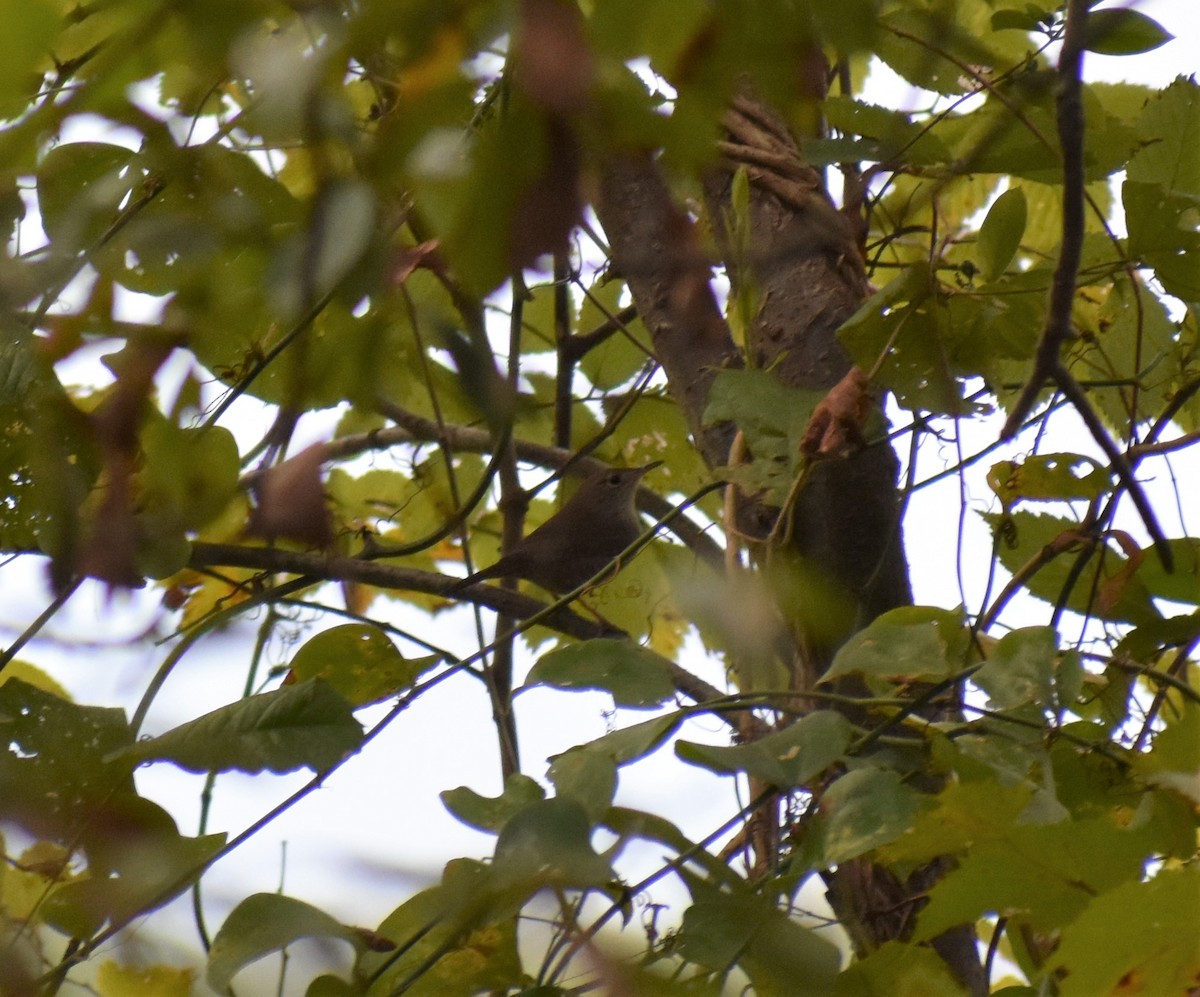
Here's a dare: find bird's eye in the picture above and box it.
[607,474,622,486]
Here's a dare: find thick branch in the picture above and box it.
[593,153,743,470]
[186,542,730,712]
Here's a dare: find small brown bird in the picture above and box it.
[453,462,660,594]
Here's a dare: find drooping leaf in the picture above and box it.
[359,860,522,997]
[575,712,686,766]
[982,510,1162,626]
[678,895,841,992]
[547,748,617,821]
[491,798,614,891]
[441,775,547,833]
[207,894,363,992]
[677,710,851,788]
[123,679,363,775]
[42,819,225,935]
[526,639,677,708]
[37,143,138,250]
[976,187,1027,281]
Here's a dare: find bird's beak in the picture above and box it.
[639,460,663,475]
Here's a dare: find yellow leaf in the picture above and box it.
[96,960,197,997]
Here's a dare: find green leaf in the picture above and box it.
[289,624,438,707]
[306,976,359,997]
[1123,180,1200,302]
[990,9,1046,33]
[140,419,240,531]
[1130,539,1200,608]
[123,679,363,775]
[823,97,951,166]
[1133,703,1200,804]
[1083,9,1173,55]
[876,0,1041,96]
[833,940,968,997]
[359,860,521,997]
[37,143,138,250]
[547,748,617,821]
[811,768,924,867]
[973,626,1057,710]
[677,710,851,788]
[577,278,653,391]
[0,678,137,847]
[986,453,1111,508]
[603,806,741,889]
[42,819,225,935]
[441,775,547,833]
[0,1,58,114]
[824,606,967,684]
[1048,868,1200,996]
[914,813,1159,937]
[976,187,1027,280]
[207,894,361,992]
[492,798,614,891]
[526,639,677,708]
[1128,77,1200,197]
[982,510,1161,626]
[573,712,686,766]
[839,263,976,415]
[703,369,823,500]
[879,780,1033,865]
[678,896,841,991]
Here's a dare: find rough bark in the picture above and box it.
[593,93,986,995]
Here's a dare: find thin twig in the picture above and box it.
[1002,0,1087,439]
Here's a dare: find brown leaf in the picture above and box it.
[801,366,872,459]
[69,341,174,589]
[515,0,594,115]
[390,240,442,285]
[247,444,334,548]
[509,119,582,270]
[1098,530,1145,614]
[75,456,143,589]
[91,340,174,453]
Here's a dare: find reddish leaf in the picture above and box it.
[515,0,594,115]
[390,239,441,285]
[508,119,582,270]
[1098,531,1145,615]
[801,366,872,458]
[75,341,174,588]
[247,444,334,548]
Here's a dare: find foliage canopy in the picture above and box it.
[1,0,1198,994]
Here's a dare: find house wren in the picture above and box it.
[453,462,660,594]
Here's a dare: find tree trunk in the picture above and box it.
[594,88,987,995]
